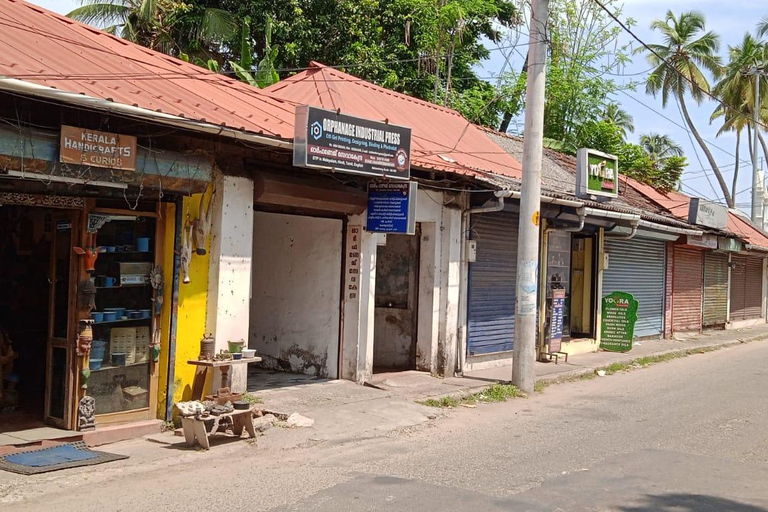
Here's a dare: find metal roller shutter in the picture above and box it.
[672,247,703,332]
[730,255,747,320]
[603,237,665,338]
[467,211,518,355]
[744,256,764,319]
[703,252,728,327]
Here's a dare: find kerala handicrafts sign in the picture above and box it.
[576,148,619,199]
[293,106,412,180]
[599,291,639,353]
[60,125,137,170]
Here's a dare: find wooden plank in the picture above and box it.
[92,207,159,218]
[187,357,262,367]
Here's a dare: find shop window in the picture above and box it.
[87,216,155,415]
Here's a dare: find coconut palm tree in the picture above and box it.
[602,103,634,140]
[640,11,729,205]
[712,32,768,203]
[67,0,236,58]
[638,133,684,167]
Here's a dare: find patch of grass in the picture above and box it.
[242,392,263,405]
[419,382,525,408]
[420,396,460,408]
[533,380,550,393]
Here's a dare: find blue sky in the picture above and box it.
[30,1,767,212]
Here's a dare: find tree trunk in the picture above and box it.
[679,95,733,207]
[731,130,741,203]
[758,130,768,171]
[499,112,513,133]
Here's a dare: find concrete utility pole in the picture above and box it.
[512,0,549,393]
[751,69,762,223]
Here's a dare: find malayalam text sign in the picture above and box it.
[60,125,137,170]
[366,181,417,234]
[599,291,639,353]
[293,106,411,179]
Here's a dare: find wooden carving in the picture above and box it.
[181,224,193,284]
[191,193,212,255]
[73,234,101,273]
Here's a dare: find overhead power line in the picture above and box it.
[592,0,768,132]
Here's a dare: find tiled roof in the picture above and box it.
[620,177,768,247]
[0,0,296,140]
[482,129,693,228]
[264,62,522,178]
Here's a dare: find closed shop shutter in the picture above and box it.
[604,237,665,338]
[744,256,764,319]
[703,252,728,327]
[730,255,747,320]
[672,247,703,332]
[467,211,518,355]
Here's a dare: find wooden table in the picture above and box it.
[180,406,258,449]
[187,357,263,400]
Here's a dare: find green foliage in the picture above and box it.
[572,121,624,155]
[68,1,237,59]
[544,0,635,143]
[218,0,519,123]
[616,143,686,192]
[229,15,280,88]
[571,123,686,192]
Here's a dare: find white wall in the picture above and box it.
[206,173,254,393]
[250,212,342,379]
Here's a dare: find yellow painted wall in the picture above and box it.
[155,202,175,419]
[155,188,213,418]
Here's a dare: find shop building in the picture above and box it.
[258,62,521,383]
[0,1,302,438]
[467,131,712,370]
[624,182,768,332]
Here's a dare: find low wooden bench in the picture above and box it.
[180,406,258,449]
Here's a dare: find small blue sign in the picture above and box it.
[366,181,417,234]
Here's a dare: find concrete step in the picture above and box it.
[82,419,162,447]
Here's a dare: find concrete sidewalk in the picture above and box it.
[368,324,768,401]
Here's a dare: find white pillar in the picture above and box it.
[341,215,377,383]
[206,172,255,393]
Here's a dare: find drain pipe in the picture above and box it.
[544,206,586,234]
[605,218,640,240]
[457,190,515,377]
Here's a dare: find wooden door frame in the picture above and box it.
[84,204,162,426]
[45,209,81,430]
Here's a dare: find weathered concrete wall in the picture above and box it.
[206,174,254,393]
[251,212,342,379]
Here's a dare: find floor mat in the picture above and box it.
[0,441,128,475]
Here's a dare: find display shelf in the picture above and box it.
[92,318,152,326]
[97,251,153,255]
[90,360,148,373]
[95,284,150,289]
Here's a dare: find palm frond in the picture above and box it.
[197,8,238,43]
[67,3,131,27]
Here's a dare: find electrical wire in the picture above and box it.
[592,0,768,132]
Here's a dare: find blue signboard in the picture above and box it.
[366,181,417,234]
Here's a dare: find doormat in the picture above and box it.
[0,441,128,475]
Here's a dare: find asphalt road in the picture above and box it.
[6,340,768,511]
